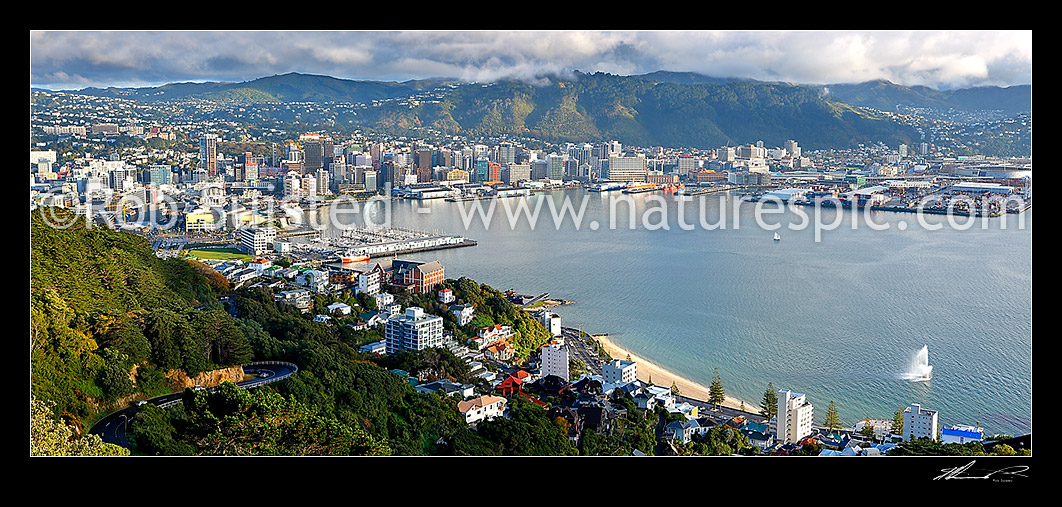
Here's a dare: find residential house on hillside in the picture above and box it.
[450,303,475,326]
[663,419,712,445]
[374,292,395,308]
[276,289,313,313]
[296,269,329,293]
[577,404,614,436]
[457,395,507,425]
[416,379,475,398]
[475,324,514,350]
[483,340,514,362]
[495,374,525,397]
[326,302,352,316]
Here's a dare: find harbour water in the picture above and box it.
[312,188,1033,437]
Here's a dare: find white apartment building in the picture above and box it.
[385,307,444,355]
[357,268,381,296]
[239,226,277,255]
[902,403,939,441]
[539,310,562,336]
[540,341,569,381]
[777,389,815,444]
[603,359,637,385]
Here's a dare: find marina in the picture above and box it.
[288,225,477,264]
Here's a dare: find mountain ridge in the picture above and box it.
[35,71,1030,152]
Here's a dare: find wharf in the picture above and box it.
[278,228,322,239]
[365,238,478,258]
[682,185,738,196]
[298,239,478,268]
[793,200,1007,218]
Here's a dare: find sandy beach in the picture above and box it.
[592,334,761,416]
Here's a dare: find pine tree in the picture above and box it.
[708,368,725,410]
[760,382,778,421]
[824,401,842,433]
[860,415,877,441]
[892,406,905,437]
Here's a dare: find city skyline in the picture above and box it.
[30,30,1032,92]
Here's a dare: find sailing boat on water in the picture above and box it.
[773,232,781,241]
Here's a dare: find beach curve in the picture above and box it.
[591,334,762,416]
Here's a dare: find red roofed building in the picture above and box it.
[496,375,523,396]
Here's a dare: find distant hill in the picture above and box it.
[352,71,922,150]
[635,70,762,86]
[816,79,1031,115]
[65,72,460,103]
[50,71,1031,150]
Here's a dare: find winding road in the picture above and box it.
[89,361,298,449]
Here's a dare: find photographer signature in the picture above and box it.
[934,460,1029,481]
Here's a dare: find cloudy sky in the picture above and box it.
[29,30,1033,91]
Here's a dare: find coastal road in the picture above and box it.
[559,327,766,424]
[562,327,603,376]
[89,361,298,449]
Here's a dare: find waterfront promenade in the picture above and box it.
[590,334,763,416]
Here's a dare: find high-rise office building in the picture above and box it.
[239,226,277,255]
[144,165,171,187]
[487,161,502,182]
[506,164,531,185]
[303,140,324,172]
[607,155,647,183]
[717,146,736,163]
[316,169,330,195]
[547,153,567,181]
[200,134,218,178]
[363,170,378,192]
[497,142,516,165]
[475,156,489,183]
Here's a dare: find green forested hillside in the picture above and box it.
[30,209,576,455]
[356,72,921,149]
[30,208,242,427]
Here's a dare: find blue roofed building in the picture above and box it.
[941,425,985,445]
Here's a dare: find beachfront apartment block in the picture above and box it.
[777,389,814,445]
[539,310,562,336]
[540,341,569,381]
[385,307,444,355]
[603,359,637,385]
[902,403,939,441]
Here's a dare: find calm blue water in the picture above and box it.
[315,188,1033,436]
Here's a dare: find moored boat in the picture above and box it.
[339,251,370,263]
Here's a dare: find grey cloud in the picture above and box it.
[29,30,1032,91]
